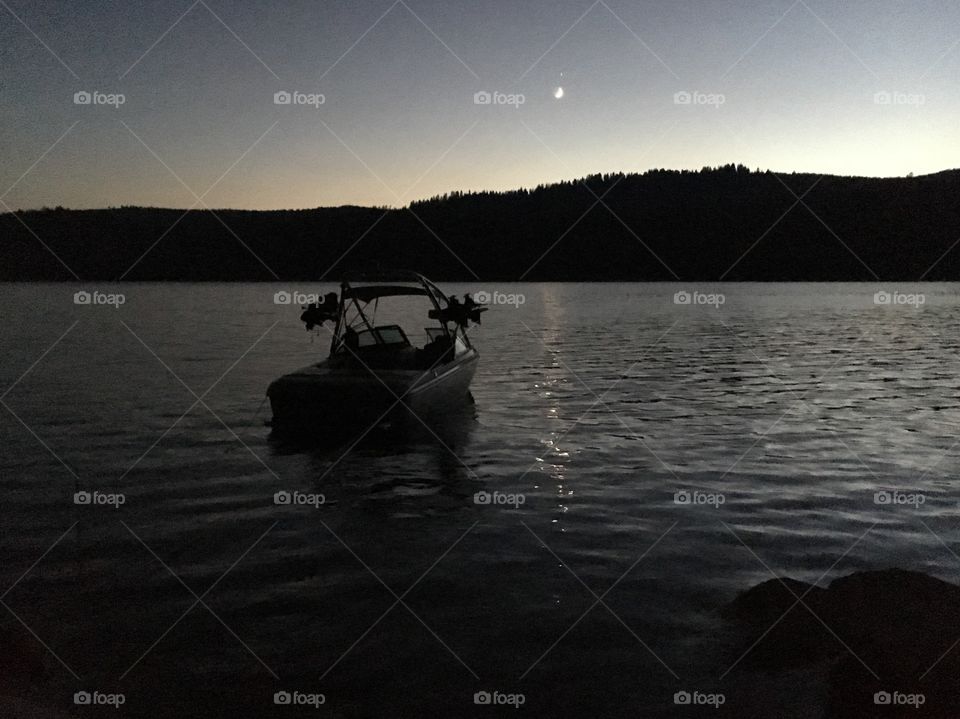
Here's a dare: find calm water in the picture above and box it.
[1,282,958,717]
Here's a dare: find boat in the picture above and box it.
[267,272,484,434]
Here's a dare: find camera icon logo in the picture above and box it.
[874,291,891,305]
[873,91,892,105]
[74,691,92,705]
[674,690,691,705]
[274,290,292,305]
[274,690,292,705]
[874,491,891,505]
[874,691,891,705]
[674,291,691,305]
[474,91,492,105]
[274,491,291,505]
[74,91,92,105]
[473,290,491,304]
[74,290,91,305]
[673,490,690,505]
[74,491,91,505]
[474,691,492,705]
[473,491,492,505]
[274,91,292,105]
[673,91,692,105]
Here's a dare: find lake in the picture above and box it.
[0,282,956,717]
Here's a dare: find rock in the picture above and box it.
[723,576,833,669]
[723,577,823,625]
[723,569,960,718]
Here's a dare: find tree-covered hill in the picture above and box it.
[3,165,959,281]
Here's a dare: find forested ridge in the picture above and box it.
[4,165,959,280]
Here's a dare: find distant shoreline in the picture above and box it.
[4,166,959,281]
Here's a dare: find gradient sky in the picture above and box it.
[2,0,959,210]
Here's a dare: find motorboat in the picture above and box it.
[267,272,484,433]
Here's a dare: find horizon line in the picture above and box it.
[5,164,956,214]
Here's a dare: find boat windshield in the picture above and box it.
[330,275,474,364]
[355,325,410,347]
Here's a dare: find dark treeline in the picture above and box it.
[4,164,960,280]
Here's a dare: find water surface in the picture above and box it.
[1,282,957,717]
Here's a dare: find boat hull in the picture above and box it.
[267,349,478,434]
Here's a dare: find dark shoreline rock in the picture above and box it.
[723,569,960,718]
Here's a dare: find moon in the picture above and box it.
[553,86,564,99]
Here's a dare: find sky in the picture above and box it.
[1,0,959,210]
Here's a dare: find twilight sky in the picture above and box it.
[2,0,959,210]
